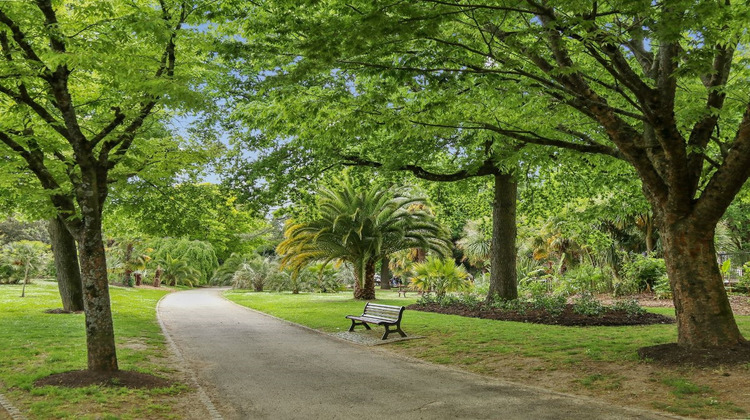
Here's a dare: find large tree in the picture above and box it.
[0,0,207,371]
[234,0,750,349]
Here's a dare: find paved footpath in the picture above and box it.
[158,288,671,420]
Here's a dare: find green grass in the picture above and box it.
[0,280,188,419]
[225,289,750,419]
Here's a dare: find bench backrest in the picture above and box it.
[363,303,404,322]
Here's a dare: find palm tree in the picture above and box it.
[411,256,470,298]
[456,218,492,270]
[277,175,451,299]
[158,254,201,287]
[3,241,49,297]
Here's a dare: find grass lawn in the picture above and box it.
[225,289,750,419]
[0,280,199,420]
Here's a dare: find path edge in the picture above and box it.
[219,290,685,420]
[0,392,26,420]
[156,293,223,420]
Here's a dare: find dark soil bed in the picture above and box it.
[35,370,174,389]
[638,342,750,366]
[407,303,675,326]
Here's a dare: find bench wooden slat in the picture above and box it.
[345,303,407,340]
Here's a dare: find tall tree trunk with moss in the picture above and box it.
[487,173,518,301]
[77,203,118,372]
[48,216,84,311]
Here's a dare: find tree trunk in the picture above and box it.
[48,216,84,311]
[122,242,133,287]
[20,265,29,297]
[645,217,656,254]
[134,272,142,286]
[153,266,163,287]
[380,255,391,290]
[660,217,745,348]
[353,260,377,300]
[77,220,119,372]
[487,172,518,301]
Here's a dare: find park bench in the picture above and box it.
[346,303,407,340]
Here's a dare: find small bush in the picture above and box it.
[572,292,606,316]
[619,254,667,295]
[556,264,610,295]
[530,294,567,317]
[653,276,672,299]
[610,298,646,316]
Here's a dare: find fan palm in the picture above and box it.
[158,254,201,287]
[277,175,451,299]
[410,256,470,298]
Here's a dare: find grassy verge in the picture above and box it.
[0,281,195,419]
[225,290,750,419]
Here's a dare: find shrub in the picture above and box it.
[0,240,51,285]
[308,262,344,293]
[556,264,610,295]
[530,294,567,317]
[572,292,606,316]
[610,299,646,316]
[653,276,673,299]
[411,256,470,298]
[617,254,667,296]
[230,256,286,292]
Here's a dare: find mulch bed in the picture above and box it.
[638,342,750,366]
[34,370,174,389]
[407,303,675,327]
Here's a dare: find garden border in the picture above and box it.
[0,391,26,420]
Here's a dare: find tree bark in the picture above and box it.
[354,260,377,299]
[20,265,29,297]
[153,266,163,287]
[660,216,745,348]
[380,255,391,289]
[48,216,84,311]
[77,219,118,372]
[487,173,518,301]
[122,242,133,287]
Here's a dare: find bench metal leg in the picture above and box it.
[349,320,371,332]
[381,324,407,340]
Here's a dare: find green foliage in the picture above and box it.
[610,299,647,317]
[149,238,218,285]
[157,254,201,287]
[277,174,451,296]
[572,292,606,317]
[653,276,673,300]
[0,240,51,285]
[211,253,257,286]
[231,256,286,292]
[0,218,49,245]
[308,262,344,293]
[106,183,269,261]
[556,264,610,296]
[456,218,492,270]
[618,254,668,296]
[410,256,470,298]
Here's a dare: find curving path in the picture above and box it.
[158,288,670,420]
